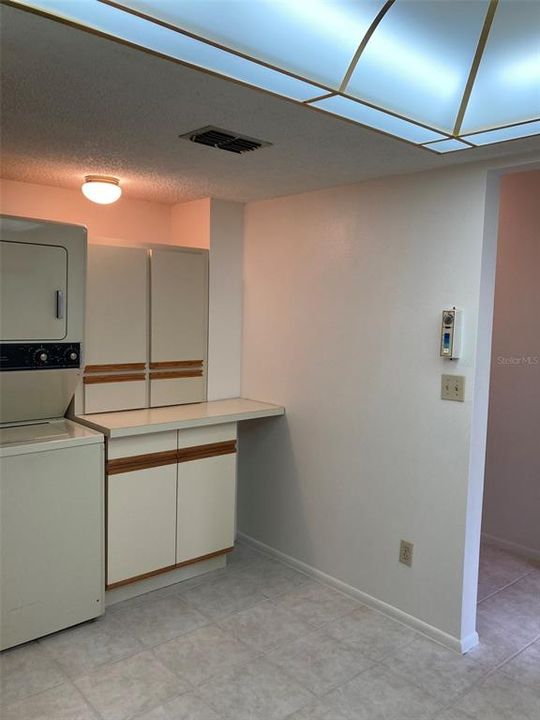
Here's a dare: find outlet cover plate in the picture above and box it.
[399,540,414,567]
[441,374,465,402]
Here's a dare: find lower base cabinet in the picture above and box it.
[107,465,177,586]
[177,453,236,564]
[106,423,237,588]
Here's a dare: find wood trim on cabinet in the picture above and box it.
[106,563,178,590]
[84,373,145,385]
[107,441,237,475]
[149,360,203,369]
[149,370,203,380]
[177,440,237,463]
[107,449,178,475]
[85,363,146,373]
[106,546,234,590]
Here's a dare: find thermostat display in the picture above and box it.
[440,308,462,359]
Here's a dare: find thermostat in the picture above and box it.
[440,308,462,359]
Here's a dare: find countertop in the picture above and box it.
[0,418,104,457]
[74,397,285,438]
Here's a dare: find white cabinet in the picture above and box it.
[84,244,208,414]
[177,454,236,564]
[0,240,67,340]
[84,245,148,414]
[86,245,148,367]
[107,465,177,587]
[150,248,208,408]
[106,424,236,588]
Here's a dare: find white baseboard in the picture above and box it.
[481,532,540,563]
[238,532,477,655]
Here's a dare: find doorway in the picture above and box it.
[474,169,540,664]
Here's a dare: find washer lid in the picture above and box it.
[0,418,103,456]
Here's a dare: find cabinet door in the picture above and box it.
[86,245,148,366]
[176,454,236,565]
[0,240,67,340]
[150,248,208,363]
[150,249,208,406]
[107,465,176,587]
[85,245,148,413]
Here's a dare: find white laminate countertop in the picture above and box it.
[74,398,285,438]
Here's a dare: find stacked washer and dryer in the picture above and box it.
[0,215,104,650]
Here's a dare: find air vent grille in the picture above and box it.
[179,126,272,154]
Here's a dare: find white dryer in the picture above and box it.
[0,216,104,650]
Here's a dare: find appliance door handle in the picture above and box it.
[56,290,64,319]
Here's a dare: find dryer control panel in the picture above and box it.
[0,343,81,371]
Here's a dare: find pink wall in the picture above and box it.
[482,169,540,557]
[171,198,211,249]
[0,178,209,248]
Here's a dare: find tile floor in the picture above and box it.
[1,541,539,720]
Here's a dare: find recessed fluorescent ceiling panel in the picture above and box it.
[15,0,540,150]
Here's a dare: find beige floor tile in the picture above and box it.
[177,570,266,621]
[135,691,223,720]
[38,612,142,678]
[0,641,66,707]
[1,682,97,720]
[266,628,372,696]
[499,638,540,690]
[218,600,315,653]
[234,558,310,599]
[285,699,349,718]
[477,545,535,602]
[153,624,256,687]
[198,657,313,720]
[275,581,362,628]
[226,543,266,569]
[112,594,208,648]
[382,634,489,703]
[324,605,417,661]
[74,650,185,720]
[323,665,441,720]
[454,670,540,719]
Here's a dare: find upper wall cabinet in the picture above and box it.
[86,246,148,367]
[84,244,208,414]
[150,249,208,408]
[84,245,148,414]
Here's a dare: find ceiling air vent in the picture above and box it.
[180,126,272,154]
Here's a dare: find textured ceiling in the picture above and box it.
[1,3,540,205]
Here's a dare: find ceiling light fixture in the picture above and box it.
[81,175,122,204]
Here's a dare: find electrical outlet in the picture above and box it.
[441,374,465,402]
[399,540,414,567]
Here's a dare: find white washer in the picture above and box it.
[0,419,104,650]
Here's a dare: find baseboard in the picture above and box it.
[481,532,540,563]
[238,532,477,655]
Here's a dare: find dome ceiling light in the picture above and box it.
[81,175,122,204]
[16,0,540,153]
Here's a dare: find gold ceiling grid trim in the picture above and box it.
[453,0,499,136]
[338,0,397,92]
